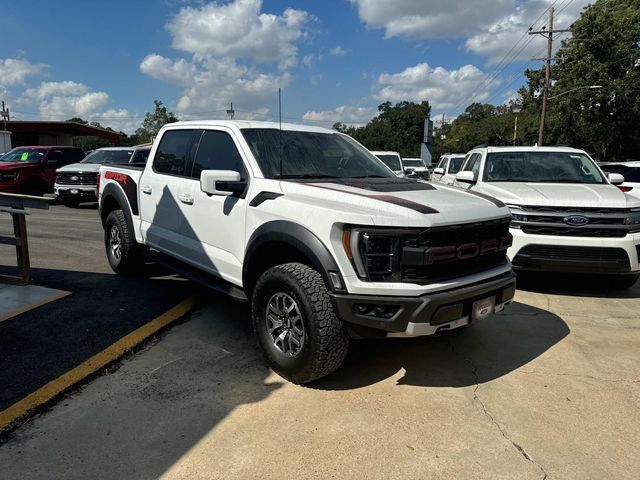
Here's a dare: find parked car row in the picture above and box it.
[431,146,640,288]
[0,144,150,206]
[371,151,431,179]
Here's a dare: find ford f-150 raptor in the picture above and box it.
[98,121,516,383]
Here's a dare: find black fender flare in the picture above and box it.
[100,183,136,236]
[243,221,343,294]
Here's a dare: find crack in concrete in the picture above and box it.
[448,340,549,479]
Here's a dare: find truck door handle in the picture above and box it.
[141,185,152,194]
[178,193,194,205]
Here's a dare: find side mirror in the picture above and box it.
[200,170,246,196]
[456,171,477,184]
[46,159,59,168]
[433,167,444,175]
[608,173,624,185]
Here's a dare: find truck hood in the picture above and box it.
[0,161,38,171]
[479,182,640,209]
[281,178,509,227]
[56,162,101,173]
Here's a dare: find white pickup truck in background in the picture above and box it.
[98,120,516,383]
[453,146,640,288]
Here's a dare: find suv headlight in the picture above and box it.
[0,171,18,182]
[505,204,526,225]
[343,227,403,282]
[624,209,640,232]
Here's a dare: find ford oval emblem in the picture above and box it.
[564,215,589,226]
[71,175,79,181]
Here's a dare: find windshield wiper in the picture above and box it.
[276,174,340,179]
[350,175,389,179]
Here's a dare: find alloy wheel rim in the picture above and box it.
[109,225,122,261]
[265,292,305,357]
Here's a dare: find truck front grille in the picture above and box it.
[56,172,98,186]
[400,218,511,284]
[513,205,629,238]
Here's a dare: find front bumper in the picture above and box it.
[330,271,516,337]
[509,228,640,274]
[55,184,98,202]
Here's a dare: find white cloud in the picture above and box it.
[143,54,290,117]
[142,0,311,117]
[303,105,377,127]
[0,57,47,86]
[167,0,310,68]
[374,63,493,110]
[466,0,590,64]
[329,46,348,56]
[350,0,513,38]
[22,81,109,118]
[93,109,140,134]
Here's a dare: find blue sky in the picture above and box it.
[0,0,589,133]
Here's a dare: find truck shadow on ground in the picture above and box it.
[313,301,569,390]
[516,271,640,299]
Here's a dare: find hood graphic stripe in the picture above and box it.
[306,183,439,214]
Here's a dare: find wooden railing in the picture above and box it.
[0,193,51,284]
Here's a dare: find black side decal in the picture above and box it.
[104,171,139,215]
[249,191,283,207]
[463,189,506,208]
[329,177,436,192]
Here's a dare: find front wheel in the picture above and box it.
[104,210,144,275]
[252,263,349,384]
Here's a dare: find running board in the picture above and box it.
[144,250,248,302]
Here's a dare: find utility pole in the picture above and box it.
[1,101,10,131]
[226,102,235,119]
[529,7,570,146]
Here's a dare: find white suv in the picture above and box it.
[432,154,466,185]
[453,146,640,288]
[599,161,640,200]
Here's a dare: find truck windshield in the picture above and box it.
[81,149,134,164]
[0,148,48,163]
[448,157,465,174]
[241,129,394,179]
[403,159,424,167]
[374,154,402,171]
[484,151,606,184]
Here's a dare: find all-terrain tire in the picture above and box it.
[104,209,144,275]
[252,262,350,384]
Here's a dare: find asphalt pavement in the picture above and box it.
[0,203,193,412]
[0,202,639,479]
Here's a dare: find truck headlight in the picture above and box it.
[624,209,640,232]
[0,171,18,182]
[506,205,526,226]
[343,228,402,281]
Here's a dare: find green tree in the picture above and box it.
[337,101,431,158]
[525,0,640,159]
[135,100,179,144]
[66,117,120,151]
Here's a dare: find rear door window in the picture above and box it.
[153,130,198,177]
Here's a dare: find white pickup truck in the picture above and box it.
[98,121,516,383]
[453,146,640,288]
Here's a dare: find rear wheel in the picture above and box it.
[252,263,349,384]
[104,209,144,275]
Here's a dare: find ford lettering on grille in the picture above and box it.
[563,215,589,226]
[425,234,513,265]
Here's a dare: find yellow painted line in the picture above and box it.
[0,290,71,323]
[0,295,200,433]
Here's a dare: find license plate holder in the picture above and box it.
[472,296,495,322]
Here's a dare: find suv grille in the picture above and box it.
[514,205,629,238]
[513,245,631,273]
[56,172,98,186]
[400,218,511,284]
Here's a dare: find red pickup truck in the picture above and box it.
[0,146,85,195]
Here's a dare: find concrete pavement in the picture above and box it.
[1,280,638,479]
